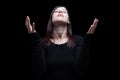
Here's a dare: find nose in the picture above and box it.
[58,11,63,14]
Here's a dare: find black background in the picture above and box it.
[3,0,117,79]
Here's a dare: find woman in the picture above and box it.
[25,6,98,80]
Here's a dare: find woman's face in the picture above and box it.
[52,7,69,24]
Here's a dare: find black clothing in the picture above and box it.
[31,33,92,80]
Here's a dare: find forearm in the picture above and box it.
[29,32,40,41]
[83,34,94,46]
[29,32,42,47]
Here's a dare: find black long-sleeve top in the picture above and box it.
[31,32,92,80]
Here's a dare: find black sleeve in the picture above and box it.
[29,32,41,47]
[74,34,93,80]
[29,32,47,80]
[83,34,94,46]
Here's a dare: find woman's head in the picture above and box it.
[47,5,72,38]
[52,6,70,24]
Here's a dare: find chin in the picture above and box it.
[53,20,68,24]
[53,17,68,23]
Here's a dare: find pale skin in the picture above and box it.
[25,7,99,45]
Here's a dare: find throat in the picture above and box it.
[57,33,62,38]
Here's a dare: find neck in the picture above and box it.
[53,26,67,40]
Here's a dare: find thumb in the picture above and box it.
[32,22,35,31]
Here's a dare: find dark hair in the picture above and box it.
[42,5,75,48]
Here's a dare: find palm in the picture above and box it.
[25,16,36,33]
[87,18,99,34]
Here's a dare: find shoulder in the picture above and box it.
[73,35,83,40]
[73,35,84,46]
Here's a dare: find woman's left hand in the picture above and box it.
[87,18,99,34]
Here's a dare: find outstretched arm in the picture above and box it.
[84,18,99,44]
[75,18,99,79]
[25,16,47,79]
[25,16,41,46]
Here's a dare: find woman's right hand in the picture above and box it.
[25,16,36,33]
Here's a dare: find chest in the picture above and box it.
[43,44,76,67]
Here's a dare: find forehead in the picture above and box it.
[55,7,67,11]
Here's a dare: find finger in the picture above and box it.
[93,18,98,24]
[25,16,29,26]
[26,16,30,25]
[32,22,35,31]
[93,18,99,27]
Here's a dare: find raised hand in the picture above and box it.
[25,16,36,33]
[87,18,99,34]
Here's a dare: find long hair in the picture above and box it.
[42,5,75,48]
